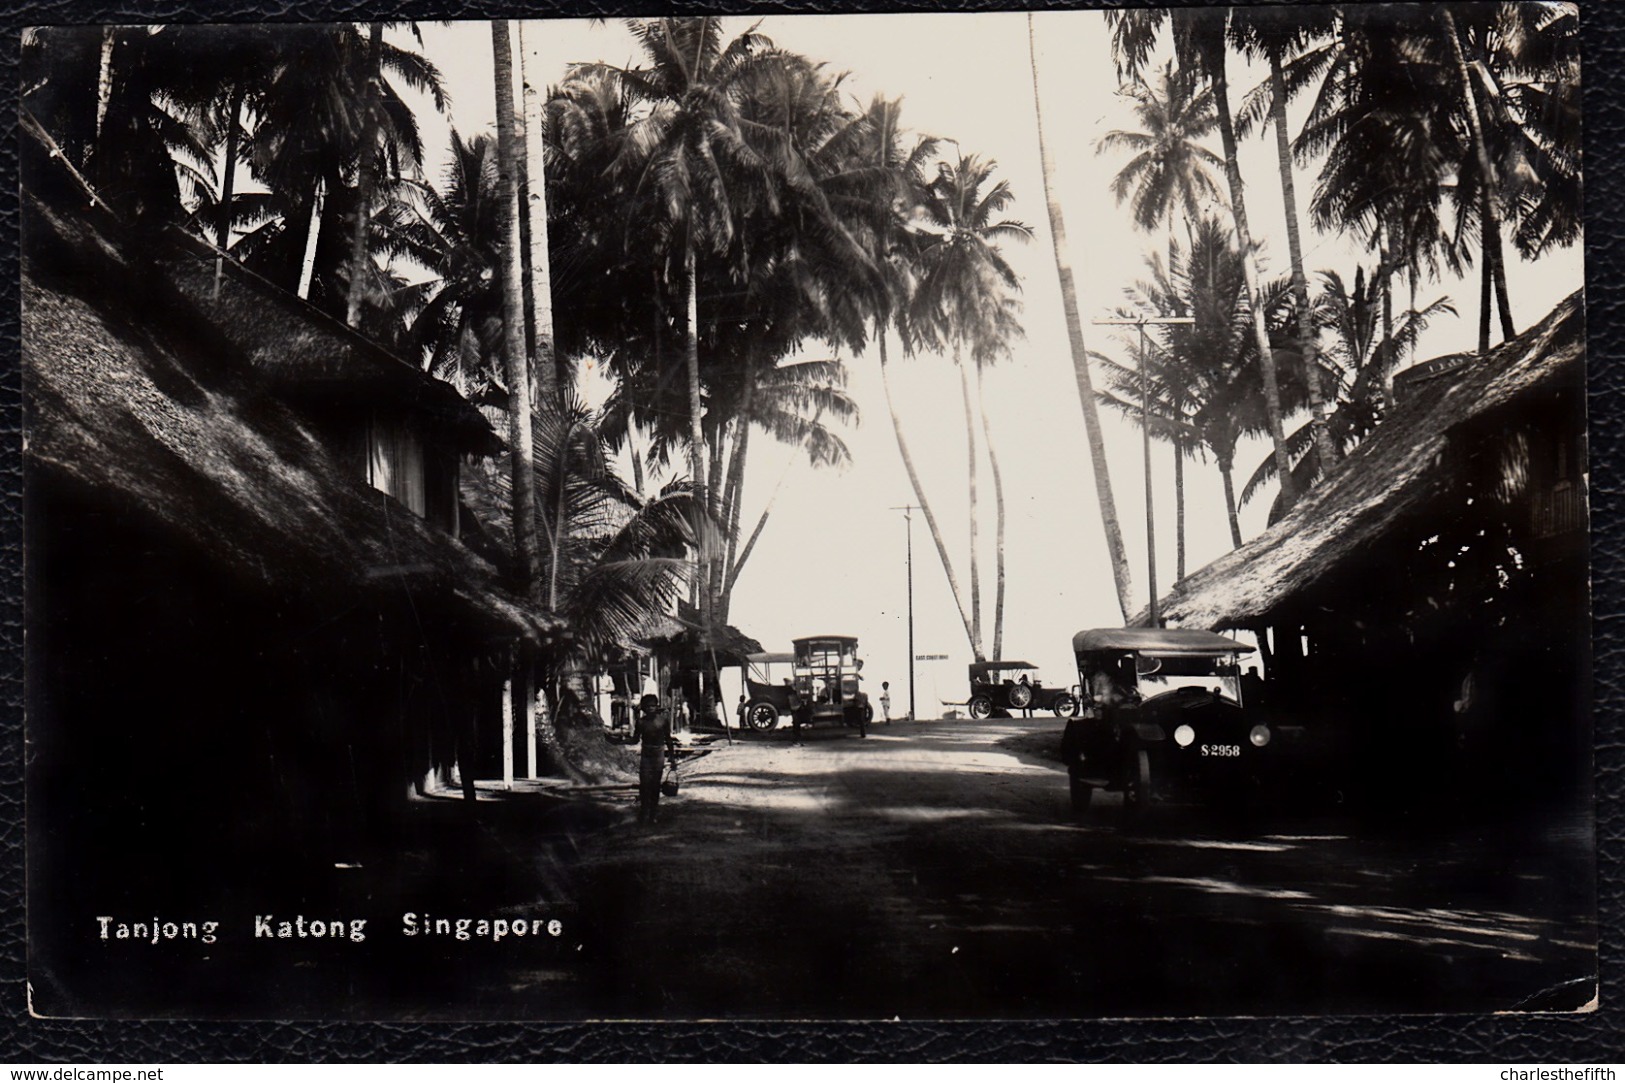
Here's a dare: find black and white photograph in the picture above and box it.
[21,5,1593,1022]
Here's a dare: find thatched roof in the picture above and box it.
[23,193,558,644]
[629,601,764,667]
[158,230,499,456]
[1155,291,1585,631]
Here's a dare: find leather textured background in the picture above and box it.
[1,0,1621,1063]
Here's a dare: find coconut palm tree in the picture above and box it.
[1097,218,1300,550]
[461,398,702,771]
[226,25,445,312]
[1106,7,1299,513]
[1230,6,1340,475]
[1028,13,1135,623]
[569,17,784,630]
[1293,5,1578,359]
[1097,60,1224,274]
[910,153,1031,662]
[833,94,982,654]
[1242,265,1456,511]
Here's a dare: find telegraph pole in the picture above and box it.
[891,504,919,720]
[1092,314,1194,627]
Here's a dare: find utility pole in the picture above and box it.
[891,504,919,720]
[1092,315,1194,627]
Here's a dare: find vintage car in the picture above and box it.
[743,636,873,737]
[1060,627,1289,813]
[741,651,796,731]
[967,661,1078,719]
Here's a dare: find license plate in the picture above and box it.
[1201,744,1242,758]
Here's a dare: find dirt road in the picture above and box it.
[544,716,1595,1020]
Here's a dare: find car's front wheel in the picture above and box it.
[1051,693,1077,719]
[969,695,993,720]
[1069,772,1093,816]
[746,702,780,732]
[1122,749,1152,813]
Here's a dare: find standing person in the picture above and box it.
[879,681,892,722]
[735,694,748,730]
[636,694,674,824]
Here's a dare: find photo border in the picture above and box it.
[3,0,1620,1061]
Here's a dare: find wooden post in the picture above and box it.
[501,676,515,788]
[522,662,538,779]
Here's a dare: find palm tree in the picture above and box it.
[493,20,541,603]
[910,153,1031,662]
[570,17,783,632]
[226,25,445,313]
[1106,7,1299,513]
[1097,60,1224,273]
[1231,6,1340,474]
[835,94,980,656]
[344,22,386,328]
[717,358,860,615]
[1097,219,1299,550]
[1293,5,1577,360]
[1029,13,1135,623]
[398,130,511,404]
[1243,265,1456,510]
[519,21,560,406]
[461,400,702,775]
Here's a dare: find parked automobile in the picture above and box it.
[792,635,872,736]
[742,652,795,731]
[966,661,1078,719]
[744,636,872,737]
[1060,628,1295,813]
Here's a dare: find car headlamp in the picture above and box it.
[1174,724,1196,747]
[1249,724,1271,748]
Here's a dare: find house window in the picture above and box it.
[366,414,426,518]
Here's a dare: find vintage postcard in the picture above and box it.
[22,7,1593,1021]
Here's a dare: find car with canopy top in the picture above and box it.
[741,651,796,731]
[1061,627,1289,813]
[966,661,1078,719]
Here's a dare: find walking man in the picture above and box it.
[636,694,674,824]
[879,681,892,723]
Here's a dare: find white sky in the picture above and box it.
[397,13,1584,713]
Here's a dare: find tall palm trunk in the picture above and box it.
[519,21,560,406]
[957,343,984,661]
[345,23,385,329]
[718,358,755,622]
[1209,40,1296,512]
[1218,452,1243,549]
[975,364,1007,663]
[94,27,115,147]
[1379,224,1396,403]
[1028,14,1134,622]
[1268,52,1336,473]
[1173,440,1186,581]
[1442,8,1514,353]
[297,177,326,301]
[878,322,977,649]
[493,21,540,596]
[725,446,797,598]
[212,84,243,299]
[495,20,546,782]
[684,241,710,631]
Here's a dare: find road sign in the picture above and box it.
[915,654,948,661]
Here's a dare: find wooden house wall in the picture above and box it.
[26,475,511,951]
[1238,389,1589,814]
